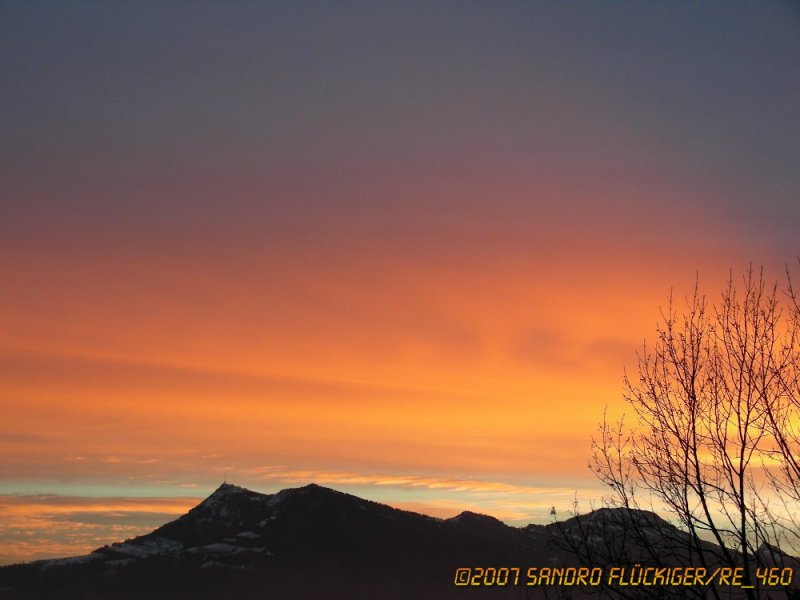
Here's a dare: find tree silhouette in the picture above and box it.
[587,266,800,600]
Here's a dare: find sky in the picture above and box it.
[1,1,799,564]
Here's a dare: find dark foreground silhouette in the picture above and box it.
[0,483,797,599]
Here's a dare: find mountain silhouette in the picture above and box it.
[0,483,795,599]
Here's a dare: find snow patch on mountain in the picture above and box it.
[104,537,184,558]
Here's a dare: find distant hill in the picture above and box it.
[0,483,796,599]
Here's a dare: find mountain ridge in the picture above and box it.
[1,482,796,599]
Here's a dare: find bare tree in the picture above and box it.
[588,266,800,600]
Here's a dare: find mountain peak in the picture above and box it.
[299,482,322,490]
[194,482,254,508]
[209,482,248,497]
[450,510,501,522]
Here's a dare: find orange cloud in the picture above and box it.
[0,214,766,562]
[0,495,197,565]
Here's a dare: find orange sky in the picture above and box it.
[0,219,768,559]
[0,183,791,564]
[2,1,799,564]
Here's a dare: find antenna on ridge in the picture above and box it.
[224,472,227,484]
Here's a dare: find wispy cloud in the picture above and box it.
[0,495,197,566]
[247,466,583,496]
[242,467,604,524]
